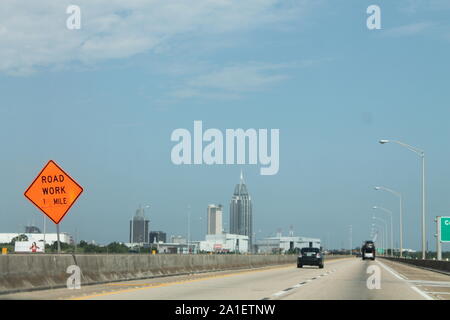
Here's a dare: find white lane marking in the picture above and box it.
[376,260,405,280]
[410,286,434,300]
[425,291,450,295]
[377,260,434,300]
[409,280,450,287]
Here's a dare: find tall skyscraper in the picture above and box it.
[149,231,167,243]
[230,171,253,247]
[207,204,223,235]
[129,205,150,243]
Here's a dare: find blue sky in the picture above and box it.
[1,0,450,251]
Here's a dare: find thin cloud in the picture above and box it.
[399,0,450,14]
[0,0,312,75]
[383,22,435,37]
[171,63,290,100]
[169,60,327,100]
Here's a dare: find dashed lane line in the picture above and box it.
[262,269,336,300]
[71,264,294,300]
[71,258,349,300]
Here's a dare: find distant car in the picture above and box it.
[361,240,376,260]
[297,247,324,268]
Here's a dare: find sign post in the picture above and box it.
[56,224,61,254]
[436,216,450,261]
[24,160,83,254]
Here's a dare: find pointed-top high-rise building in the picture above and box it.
[129,205,150,244]
[230,170,253,248]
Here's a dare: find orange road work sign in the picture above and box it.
[24,160,83,224]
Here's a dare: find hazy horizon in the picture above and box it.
[1,0,450,252]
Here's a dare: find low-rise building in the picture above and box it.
[255,236,321,254]
[199,233,249,253]
[0,232,73,246]
[170,235,187,244]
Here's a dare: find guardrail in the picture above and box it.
[380,257,450,274]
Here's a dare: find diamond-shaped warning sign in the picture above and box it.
[24,160,83,224]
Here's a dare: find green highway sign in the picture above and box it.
[440,217,450,242]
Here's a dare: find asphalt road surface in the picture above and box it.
[2,257,449,300]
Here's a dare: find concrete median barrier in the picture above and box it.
[0,254,350,294]
[0,254,296,294]
[380,257,450,274]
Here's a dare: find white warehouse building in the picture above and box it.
[0,233,73,245]
[256,236,321,254]
[199,234,249,253]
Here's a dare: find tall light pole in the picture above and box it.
[373,217,388,256]
[187,205,191,254]
[374,186,403,257]
[373,206,394,257]
[349,225,352,256]
[379,139,426,259]
[372,224,385,255]
[143,205,150,245]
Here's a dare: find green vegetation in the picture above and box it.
[43,241,131,254]
[10,234,28,245]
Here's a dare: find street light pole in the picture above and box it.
[373,217,388,256]
[349,225,352,256]
[372,226,381,253]
[422,154,426,259]
[379,140,426,259]
[373,206,394,257]
[143,205,150,245]
[374,186,403,257]
[56,223,61,254]
[373,226,384,255]
[187,205,191,254]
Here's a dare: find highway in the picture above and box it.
[2,257,450,300]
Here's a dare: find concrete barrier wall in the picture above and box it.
[0,254,296,294]
[0,254,349,294]
[381,257,450,273]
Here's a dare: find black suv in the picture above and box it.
[297,247,324,268]
[361,240,376,260]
